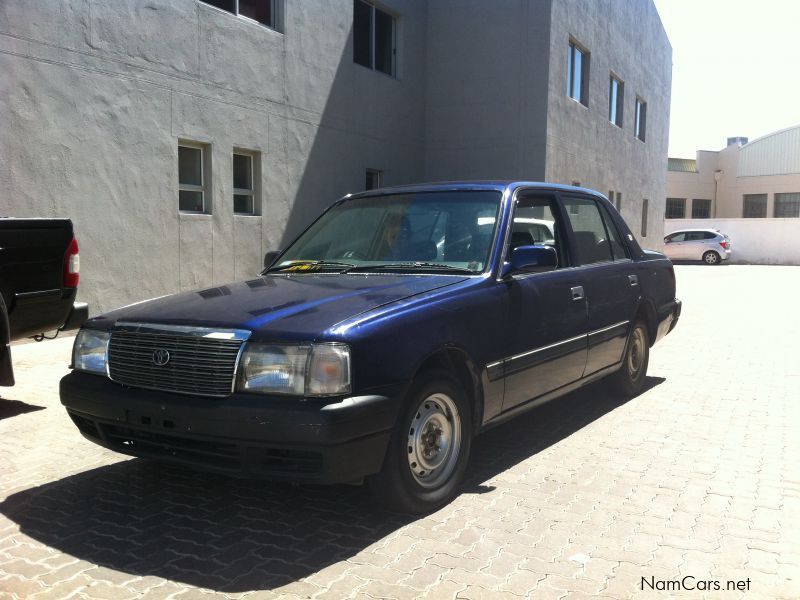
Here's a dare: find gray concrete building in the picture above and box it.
[1,0,671,314]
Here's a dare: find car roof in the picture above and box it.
[668,228,723,234]
[345,181,607,201]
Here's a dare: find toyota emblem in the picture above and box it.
[152,349,171,366]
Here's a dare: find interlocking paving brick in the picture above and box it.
[1,266,799,599]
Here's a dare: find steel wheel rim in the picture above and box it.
[406,393,462,488]
[627,326,645,379]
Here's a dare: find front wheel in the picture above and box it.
[703,251,720,265]
[368,370,472,514]
[608,320,649,397]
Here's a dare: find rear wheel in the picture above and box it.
[609,320,649,397]
[703,251,720,265]
[368,370,471,514]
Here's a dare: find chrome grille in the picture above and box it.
[108,326,247,397]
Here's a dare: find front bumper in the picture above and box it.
[60,372,405,484]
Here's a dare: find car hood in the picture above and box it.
[90,274,469,341]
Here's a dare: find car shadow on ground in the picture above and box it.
[0,377,663,593]
[0,398,46,420]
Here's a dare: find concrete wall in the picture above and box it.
[423,0,551,181]
[1,0,670,316]
[1,0,427,314]
[664,219,800,265]
[545,0,672,250]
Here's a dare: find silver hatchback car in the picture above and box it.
[663,229,732,264]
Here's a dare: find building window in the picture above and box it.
[233,152,259,215]
[353,1,396,76]
[635,97,647,141]
[365,169,383,190]
[609,75,623,126]
[742,194,767,218]
[665,198,685,219]
[692,199,711,219]
[567,40,589,106]
[774,192,800,218]
[201,0,281,31]
[178,143,207,213]
[641,199,648,237]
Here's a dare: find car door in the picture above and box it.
[664,232,686,259]
[499,193,588,411]
[560,194,640,377]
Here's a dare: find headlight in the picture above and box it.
[72,329,110,375]
[238,343,351,397]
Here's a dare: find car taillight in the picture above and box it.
[719,240,729,249]
[63,236,80,288]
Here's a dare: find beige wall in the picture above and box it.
[667,136,800,220]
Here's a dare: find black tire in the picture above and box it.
[702,251,720,265]
[609,320,649,397]
[368,369,472,514]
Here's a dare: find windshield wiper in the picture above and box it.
[346,262,475,274]
[267,260,356,273]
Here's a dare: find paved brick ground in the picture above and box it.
[1,265,799,599]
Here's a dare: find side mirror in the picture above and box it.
[502,245,557,278]
[263,250,281,269]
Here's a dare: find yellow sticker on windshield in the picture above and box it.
[285,263,319,272]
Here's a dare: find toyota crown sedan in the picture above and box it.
[61,182,681,513]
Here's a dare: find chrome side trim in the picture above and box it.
[587,320,629,338]
[114,321,251,341]
[485,321,629,380]
[508,333,587,362]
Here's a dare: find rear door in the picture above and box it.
[560,194,639,377]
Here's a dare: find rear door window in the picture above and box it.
[561,195,624,265]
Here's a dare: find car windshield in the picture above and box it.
[272,191,502,274]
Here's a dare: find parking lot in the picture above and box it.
[1,265,798,599]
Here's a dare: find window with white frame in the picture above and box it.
[609,75,623,126]
[567,40,589,106]
[365,169,383,191]
[353,0,396,76]
[178,143,207,213]
[201,0,281,31]
[635,97,647,141]
[233,151,258,215]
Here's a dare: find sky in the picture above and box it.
[653,0,800,158]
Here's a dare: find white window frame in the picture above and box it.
[635,97,647,142]
[567,39,589,106]
[365,168,383,191]
[178,142,207,214]
[355,0,397,77]
[233,150,260,216]
[609,74,623,126]
[200,0,282,33]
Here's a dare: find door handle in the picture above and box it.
[628,274,639,286]
[570,286,585,301]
